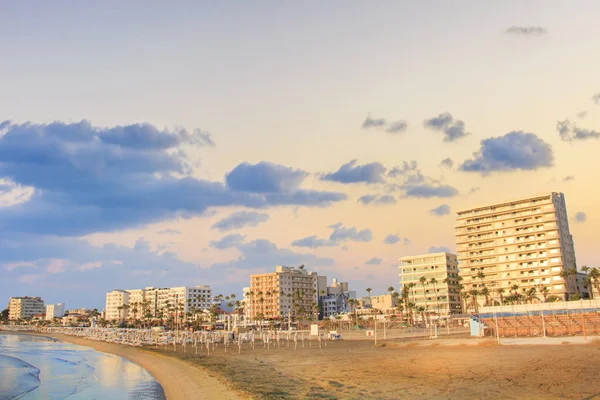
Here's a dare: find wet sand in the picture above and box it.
[43,334,244,400]
[146,337,600,399]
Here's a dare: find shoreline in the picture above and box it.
[17,332,244,400]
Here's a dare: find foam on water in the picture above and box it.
[0,333,165,400]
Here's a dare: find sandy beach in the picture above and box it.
[144,337,600,399]
[40,333,244,400]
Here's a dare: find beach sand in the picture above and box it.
[43,334,244,400]
[144,337,600,399]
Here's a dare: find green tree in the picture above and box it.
[0,308,8,321]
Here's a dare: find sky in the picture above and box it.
[1,1,600,310]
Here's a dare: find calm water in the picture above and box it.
[0,333,165,400]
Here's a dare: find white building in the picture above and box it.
[8,297,45,320]
[105,290,129,321]
[105,286,212,322]
[456,192,578,305]
[319,278,356,318]
[45,303,66,320]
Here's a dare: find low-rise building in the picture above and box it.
[319,278,356,318]
[8,297,45,320]
[45,303,66,320]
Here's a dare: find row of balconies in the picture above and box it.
[456,209,554,229]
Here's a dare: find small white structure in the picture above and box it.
[45,303,66,320]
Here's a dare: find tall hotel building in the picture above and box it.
[399,252,463,315]
[248,265,320,320]
[456,192,577,304]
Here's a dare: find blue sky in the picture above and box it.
[1,1,600,310]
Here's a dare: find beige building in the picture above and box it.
[8,296,45,320]
[249,265,319,320]
[105,286,212,322]
[399,252,462,315]
[456,192,577,305]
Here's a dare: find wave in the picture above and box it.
[0,354,41,400]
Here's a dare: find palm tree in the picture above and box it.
[419,276,428,308]
[429,278,440,315]
[511,284,520,304]
[590,268,600,299]
[525,287,538,304]
[468,289,480,313]
[476,270,486,287]
[496,288,505,305]
[480,286,490,307]
[460,291,470,314]
[539,286,550,302]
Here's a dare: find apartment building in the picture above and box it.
[105,290,129,321]
[456,192,577,305]
[45,303,66,320]
[320,278,356,318]
[249,265,319,320]
[8,296,45,320]
[105,286,212,322]
[399,252,462,315]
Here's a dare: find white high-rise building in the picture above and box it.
[45,303,66,320]
[8,297,45,320]
[456,192,577,305]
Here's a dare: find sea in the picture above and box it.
[0,333,166,400]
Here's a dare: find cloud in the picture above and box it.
[383,234,400,244]
[386,121,408,134]
[225,161,308,193]
[328,222,372,243]
[362,114,386,129]
[563,175,575,182]
[364,257,382,265]
[387,161,418,178]
[357,194,396,205]
[290,235,336,248]
[440,158,454,169]
[468,187,480,194]
[430,204,451,216]
[210,234,246,249]
[557,119,600,141]
[400,184,459,198]
[0,121,346,236]
[211,211,269,231]
[157,228,182,235]
[592,93,600,104]
[321,160,386,184]
[424,113,470,142]
[291,222,372,248]
[574,212,587,223]
[383,234,411,246]
[210,238,334,270]
[460,131,553,173]
[385,161,459,198]
[428,246,451,254]
[577,111,588,119]
[362,115,408,134]
[505,26,547,36]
